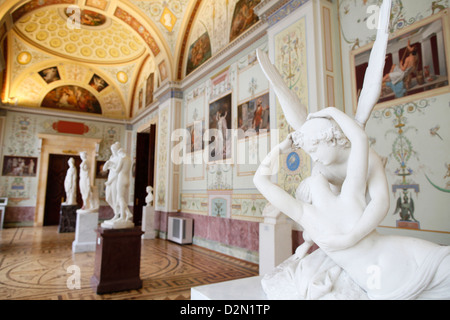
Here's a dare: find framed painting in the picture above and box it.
[2,156,37,177]
[207,93,232,163]
[186,32,212,76]
[350,11,449,112]
[237,91,270,139]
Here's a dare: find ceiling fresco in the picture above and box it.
[0,0,262,120]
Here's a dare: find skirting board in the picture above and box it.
[191,276,267,300]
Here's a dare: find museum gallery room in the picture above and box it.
[0,0,449,302]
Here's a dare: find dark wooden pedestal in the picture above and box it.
[58,205,78,233]
[91,227,144,294]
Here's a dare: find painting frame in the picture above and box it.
[350,10,450,113]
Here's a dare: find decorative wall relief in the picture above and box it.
[207,164,233,190]
[156,107,169,209]
[369,95,450,233]
[6,115,38,156]
[274,15,311,196]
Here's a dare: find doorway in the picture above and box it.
[133,124,156,225]
[43,154,82,226]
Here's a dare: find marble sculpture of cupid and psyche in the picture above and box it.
[253,0,450,300]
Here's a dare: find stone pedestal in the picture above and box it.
[91,227,144,294]
[397,220,420,230]
[259,215,292,275]
[141,205,155,239]
[58,204,78,233]
[72,209,99,253]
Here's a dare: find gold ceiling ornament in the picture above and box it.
[17,51,32,65]
[14,7,146,63]
[117,71,128,83]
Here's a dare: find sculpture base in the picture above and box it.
[141,206,155,239]
[91,227,144,294]
[396,220,420,230]
[72,209,99,253]
[100,218,135,229]
[191,276,266,300]
[58,204,78,233]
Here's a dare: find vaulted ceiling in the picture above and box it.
[0,0,264,121]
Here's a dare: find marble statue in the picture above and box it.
[63,157,77,205]
[101,143,134,229]
[145,186,154,206]
[103,142,120,220]
[254,0,450,300]
[73,151,99,252]
[79,151,99,212]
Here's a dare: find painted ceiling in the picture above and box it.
[0,0,262,120]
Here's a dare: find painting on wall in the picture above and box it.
[41,85,102,114]
[208,93,232,162]
[230,0,261,42]
[38,67,60,84]
[351,12,449,111]
[89,74,108,92]
[159,60,168,82]
[2,156,37,177]
[186,32,212,76]
[237,92,270,139]
[186,120,205,153]
[64,8,107,27]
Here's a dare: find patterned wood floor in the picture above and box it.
[0,226,259,300]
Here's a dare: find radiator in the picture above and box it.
[167,216,193,244]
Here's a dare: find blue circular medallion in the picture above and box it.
[286,152,300,171]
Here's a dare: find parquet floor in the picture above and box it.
[0,226,259,300]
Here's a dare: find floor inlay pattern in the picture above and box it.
[0,227,259,300]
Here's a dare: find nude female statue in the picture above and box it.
[63,157,77,205]
[254,0,450,299]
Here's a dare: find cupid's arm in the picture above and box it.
[253,136,306,223]
[309,107,369,197]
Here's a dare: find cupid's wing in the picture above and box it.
[355,0,392,128]
[256,48,307,131]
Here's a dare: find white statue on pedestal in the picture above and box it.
[254,0,450,300]
[145,186,153,206]
[142,186,155,239]
[103,142,120,220]
[63,157,77,205]
[73,151,99,253]
[101,143,134,229]
[79,151,99,212]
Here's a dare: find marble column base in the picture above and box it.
[141,206,155,239]
[72,209,99,253]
